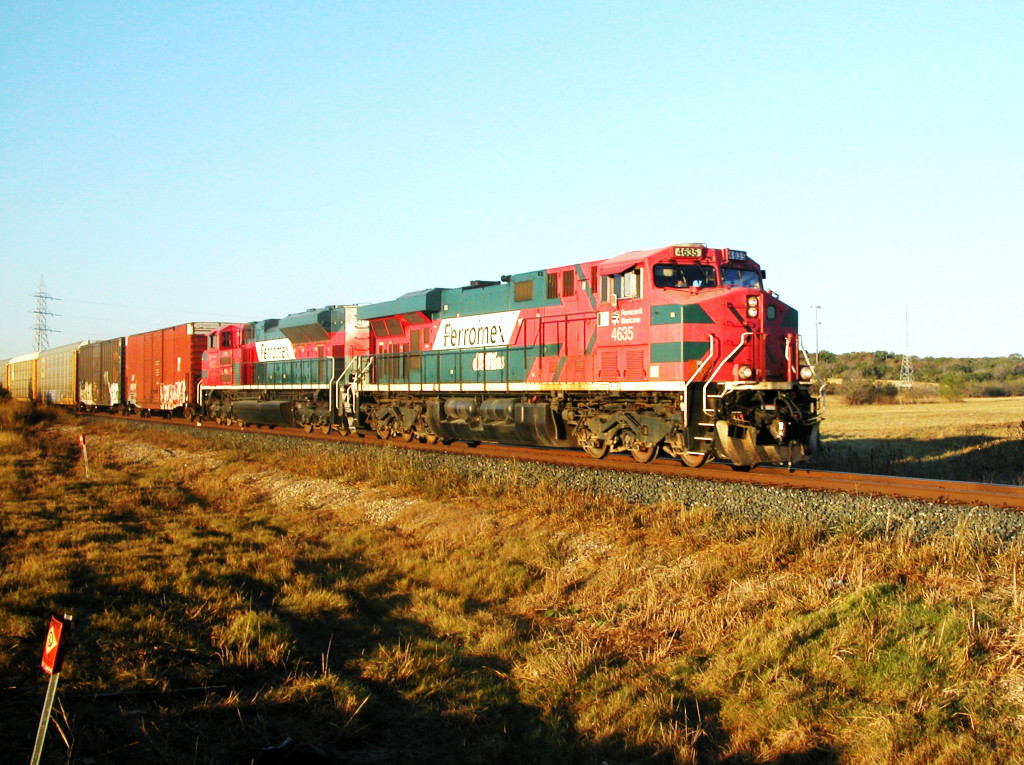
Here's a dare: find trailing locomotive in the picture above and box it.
[353,243,820,468]
[199,305,368,432]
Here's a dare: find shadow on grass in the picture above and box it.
[2,549,736,764]
[816,435,1024,485]
[2,544,846,764]
[0,424,842,764]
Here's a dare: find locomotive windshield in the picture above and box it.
[721,267,762,289]
[653,263,717,289]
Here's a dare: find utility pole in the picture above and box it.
[810,305,822,364]
[32,276,56,351]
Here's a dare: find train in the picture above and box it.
[1,243,822,468]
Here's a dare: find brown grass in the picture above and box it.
[2,407,1024,762]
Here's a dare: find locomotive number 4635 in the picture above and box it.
[610,326,635,342]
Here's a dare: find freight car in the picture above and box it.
[77,337,125,410]
[351,243,820,468]
[126,323,227,417]
[0,358,8,396]
[199,305,368,431]
[38,341,83,406]
[6,352,39,401]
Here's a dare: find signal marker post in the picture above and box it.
[78,433,89,478]
[31,614,72,765]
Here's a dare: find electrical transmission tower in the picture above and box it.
[32,276,56,351]
[898,305,914,389]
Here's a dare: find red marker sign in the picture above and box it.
[41,616,68,675]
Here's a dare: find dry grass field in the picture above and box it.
[2,401,1024,763]
[817,396,1024,485]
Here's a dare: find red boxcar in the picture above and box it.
[126,323,227,415]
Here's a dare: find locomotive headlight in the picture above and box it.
[738,365,754,380]
[746,295,759,318]
[799,366,814,381]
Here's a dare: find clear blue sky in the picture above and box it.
[2,1,1022,360]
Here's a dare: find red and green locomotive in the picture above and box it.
[200,306,368,432]
[354,243,820,468]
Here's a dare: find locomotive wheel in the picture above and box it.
[630,443,660,464]
[320,425,331,435]
[377,428,390,440]
[424,434,439,445]
[400,431,414,442]
[302,423,314,434]
[581,440,609,459]
[680,450,710,468]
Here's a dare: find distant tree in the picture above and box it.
[939,373,966,401]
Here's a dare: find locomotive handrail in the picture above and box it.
[797,337,827,414]
[703,332,751,414]
[798,339,818,380]
[681,335,717,428]
[326,356,337,428]
[335,355,372,425]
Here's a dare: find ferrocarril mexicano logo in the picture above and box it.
[436,311,521,350]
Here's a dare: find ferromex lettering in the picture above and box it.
[436,311,520,350]
[255,339,296,362]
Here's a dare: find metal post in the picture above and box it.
[32,613,72,765]
[30,671,61,765]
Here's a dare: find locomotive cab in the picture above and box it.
[587,244,820,467]
[654,245,819,466]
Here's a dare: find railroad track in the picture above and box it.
[83,413,1024,512]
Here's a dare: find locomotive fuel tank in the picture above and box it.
[427,398,571,447]
[230,400,296,427]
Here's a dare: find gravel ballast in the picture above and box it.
[123,420,1024,544]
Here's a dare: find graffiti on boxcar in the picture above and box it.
[79,382,97,407]
[160,380,187,409]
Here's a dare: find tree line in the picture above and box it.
[816,351,1024,403]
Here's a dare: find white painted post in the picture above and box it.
[78,433,89,478]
